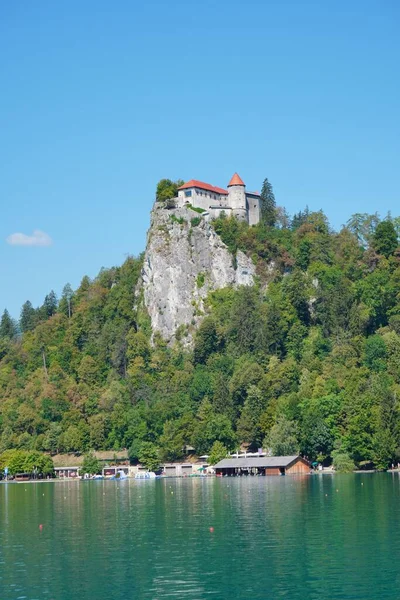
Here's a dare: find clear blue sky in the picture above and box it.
[1,1,399,318]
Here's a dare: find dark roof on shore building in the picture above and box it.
[214,455,306,469]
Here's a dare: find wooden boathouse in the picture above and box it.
[213,455,311,476]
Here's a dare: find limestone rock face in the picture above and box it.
[138,203,255,345]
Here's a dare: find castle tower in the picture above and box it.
[227,173,247,222]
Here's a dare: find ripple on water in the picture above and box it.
[1,475,400,599]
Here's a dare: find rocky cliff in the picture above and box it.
[137,203,255,345]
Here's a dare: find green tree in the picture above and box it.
[208,441,228,466]
[20,301,37,332]
[237,385,266,448]
[332,450,355,473]
[82,452,101,475]
[159,419,186,462]
[0,309,17,339]
[264,416,299,456]
[193,318,219,364]
[41,290,58,318]
[373,220,398,257]
[62,425,85,453]
[138,441,160,472]
[156,179,184,202]
[42,423,62,454]
[59,283,74,318]
[0,450,53,476]
[363,335,387,372]
[260,177,276,226]
[291,206,310,230]
[192,399,237,454]
[346,213,380,247]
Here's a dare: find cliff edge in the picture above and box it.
[137,203,255,344]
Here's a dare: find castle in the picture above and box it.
[176,173,260,225]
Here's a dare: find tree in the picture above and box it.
[82,452,101,475]
[159,420,186,462]
[42,423,63,454]
[208,441,228,466]
[291,206,310,230]
[0,309,17,339]
[191,398,237,455]
[260,177,276,226]
[228,287,261,354]
[193,318,219,364]
[373,220,398,257]
[237,385,266,448]
[332,450,355,473]
[0,449,53,476]
[155,179,184,202]
[20,301,37,332]
[78,355,99,386]
[59,283,74,318]
[346,213,380,247]
[41,290,58,319]
[363,335,387,372]
[264,416,299,456]
[138,442,160,472]
[62,425,85,453]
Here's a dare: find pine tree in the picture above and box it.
[0,309,17,339]
[41,290,58,318]
[373,220,398,258]
[20,301,37,332]
[260,177,276,226]
[60,283,74,318]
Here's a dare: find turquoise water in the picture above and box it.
[1,474,400,599]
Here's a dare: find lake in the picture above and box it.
[1,473,400,599]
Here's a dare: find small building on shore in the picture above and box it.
[54,466,81,479]
[162,463,209,477]
[213,455,311,476]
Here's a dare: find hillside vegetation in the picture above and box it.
[2,185,400,470]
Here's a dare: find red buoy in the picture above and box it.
[39,524,43,531]
[209,527,214,533]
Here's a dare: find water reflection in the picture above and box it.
[1,475,400,599]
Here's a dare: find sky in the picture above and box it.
[1,0,399,318]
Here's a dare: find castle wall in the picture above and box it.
[178,188,228,212]
[228,185,247,222]
[247,195,260,226]
[209,206,233,219]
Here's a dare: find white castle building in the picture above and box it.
[176,173,260,225]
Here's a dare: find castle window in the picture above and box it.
[185,191,192,198]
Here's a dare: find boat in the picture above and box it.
[135,471,156,480]
[111,470,129,480]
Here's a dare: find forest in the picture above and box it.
[1,178,400,472]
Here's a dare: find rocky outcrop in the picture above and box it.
[137,203,255,345]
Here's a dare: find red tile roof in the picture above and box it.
[228,173,245,186]
[178,180,228,195]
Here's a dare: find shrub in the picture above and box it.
[170,214,186,225]
[191,217,201,227]
[187,204,206,214]
[196,272,205,288]
[332,451,355,473]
